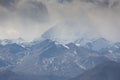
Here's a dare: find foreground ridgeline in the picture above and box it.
[70,61,120,80]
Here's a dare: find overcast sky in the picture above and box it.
[0,0,120,42]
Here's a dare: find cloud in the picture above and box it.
[41,0,120,42]
[0,0,120,42]
[0,0,51,41]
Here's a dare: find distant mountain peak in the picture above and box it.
[0,38,25,46]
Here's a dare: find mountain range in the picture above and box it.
[0,36,119,80]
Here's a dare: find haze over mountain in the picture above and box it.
[0,0,120,43]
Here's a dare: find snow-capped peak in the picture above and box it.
[0,38,25,46]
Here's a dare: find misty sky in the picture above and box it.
[0,0,120,43]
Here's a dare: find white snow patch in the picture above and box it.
[63,45,70,49]
[77,64,86,70]
[76,62,86,70]
[108,50,113,53]
[75,43,81,47]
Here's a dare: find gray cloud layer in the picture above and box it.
[0,0,120,42]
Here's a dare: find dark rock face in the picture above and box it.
[70,61,120,80]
